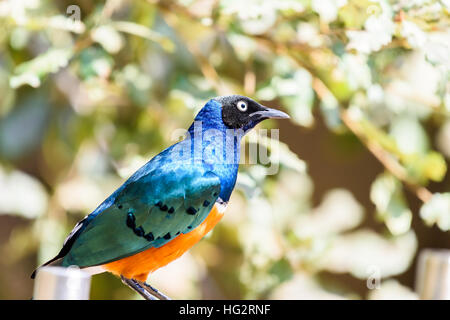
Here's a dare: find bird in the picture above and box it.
[32,95,289,299]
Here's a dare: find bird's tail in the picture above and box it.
[31,256,63,279]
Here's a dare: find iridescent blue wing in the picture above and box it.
[61,161,220,267]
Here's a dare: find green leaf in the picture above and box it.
[110,21,175,52]
[359,116,446,183]
[269,258,293,283]
[346,11,395,54]
[339,0,382,29]
[421,152,447,182]
[402,152,447,183]
[10,48,73,88]
[91,25,125,54]
[389,117,429,155]
[420,193,450,231]
[370,173,412,235]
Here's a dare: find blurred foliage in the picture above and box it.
[0,0,449,299]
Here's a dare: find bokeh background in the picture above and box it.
[0,0,449,300]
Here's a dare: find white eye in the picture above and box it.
[236,100,248,112]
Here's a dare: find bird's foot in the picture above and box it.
[120,275,157,300]
[120,275,171,300]
[136,279,171,300]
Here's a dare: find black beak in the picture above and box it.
[250,107,290,121]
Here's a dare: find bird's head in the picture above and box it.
[215,95,289,132]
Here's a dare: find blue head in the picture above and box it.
[191,95,289,133]
[183,95,289,201]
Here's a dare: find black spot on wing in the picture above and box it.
[203,200,210,207]
[134,226,144,237]
[126,212,136,229]
[144,232,154,241]
[186,207,197,215]
[163,233,171,240]
[125,210,156,242]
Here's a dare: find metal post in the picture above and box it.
[33,266,91,300]
[415,249,450,300]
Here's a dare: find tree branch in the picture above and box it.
[340,109,433,203]
[152,0,435,203]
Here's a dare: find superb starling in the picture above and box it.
[32,95,289,299]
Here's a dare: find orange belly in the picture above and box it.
[102,204,224,281]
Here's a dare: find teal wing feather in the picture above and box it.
[61,162,220,267]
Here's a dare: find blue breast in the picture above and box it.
[125,99,241,202]
[184,99,242,201]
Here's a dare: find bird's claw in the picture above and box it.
[120,275,171,300]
